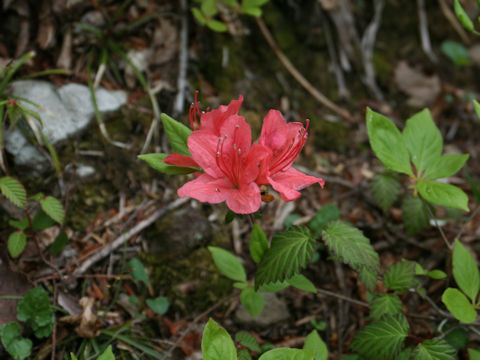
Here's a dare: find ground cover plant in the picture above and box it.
[1,0,480,359]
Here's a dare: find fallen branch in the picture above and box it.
[256,18,353,123]
[74,197,190,275]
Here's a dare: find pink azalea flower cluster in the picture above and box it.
[164,94,325,214]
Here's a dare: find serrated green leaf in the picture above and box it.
[384,261,417,294]
[370,173,401,212]
[138,153,198,175]
[423,154,469,180]
[206,19,228,32]
[258,281,289,292]
[50,231,69,256]
[255,227,315,288]
[442,288,477,323]
[201,318,237,360]
[235,331,261,353]
[238,349,252,360]
[161,113,192,156]
[250,224,268,264]
[321,221,380,273]
[287,274,317,293]
[259,348,315,360]
[366,108,413,176]
[0,322,32,360]
[32,209,56,230]
[303,329,328,360]
[402,109,443,174]
[97,345,115,360]
[0,177,26,209]
[128,258,150,287]
[350,314,409,360]
[17,287,54,338]
[9,218,28,230]
[359,267,378,293]
[397,347,414,360]
[402,196,430,235]
[417,180,469,211]
[454,0,476,33]
[413,338,456,360]
[308,204,340,237]
[370,294,403,320]
[240,288,264,317]
[209,246,246,282]
[8,232,26,258]
[39,196,64,224]
[452,239,480,302]
[243,0,269,6]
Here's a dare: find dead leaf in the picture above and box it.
[394,61,441,107]
[76,297,100,338]
[37,0,56,49]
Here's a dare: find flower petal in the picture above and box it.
[268,167,325,201]
[188,130,223,178]
[224,182,262,214]
[200,95,244,135]
[177,174,229,203]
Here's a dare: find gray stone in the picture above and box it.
[235,292,290,327]
[4,80,127,172]
[75,164,96,179]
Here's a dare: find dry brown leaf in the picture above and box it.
[394,61,441,107]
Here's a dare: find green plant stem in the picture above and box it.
[0,106,10,175]
[456,205,480,241]
[422,198,453,249]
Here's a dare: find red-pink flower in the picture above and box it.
[164,93,243,167]
[256,110,325,201]
[177,115,269,214]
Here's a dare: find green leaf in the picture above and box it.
[39,196,65,224]
[98,345,115,360]
[32,209,56,230]
[0,177,27,209]
[9,218,28,230]
[243,0,270,6]
[250,224,268,264]
[208,246,246,282]
[321,221,380,273]
[146,297,169,315]
[370,173,401,212]
[255,226,315,288]
[384,260,417,294]
[8,231,27,258]
[303,330,328,360]
[474,100,480,120]
[442,288,477,323]
[50,231,69,256]
[454,0,476,33]
[359,267,378,293]
[469,348,480,360]
[206,19,228,32]
[444,327,469,350]
[308,204,340,237]
[402,196,430,235]
[413,338,456,360]
[201,0,218,16]
[423,154,469,179]
[426,270,447,280]
[417,180,469,211]
[287,274,317,293]
[241,6,262,16]
[259,348,315,360]
[402,109,443,174]
[258,281,289,292]
[452,239,480,302]
[441,41,471,67]
[0,322,32,360]
[397,348,414,360]
[128,258,150,287]
[370,294,403,320]
[17,287,54,338]
[238,349,253,360]
[350,314,409,360]
[240,288,264,317]
[138,153,197,175]
[366,108,412,176]
[161,113,192,156]
[202,318,237,360]
[235,331,261,353]
[192,7,208,25]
